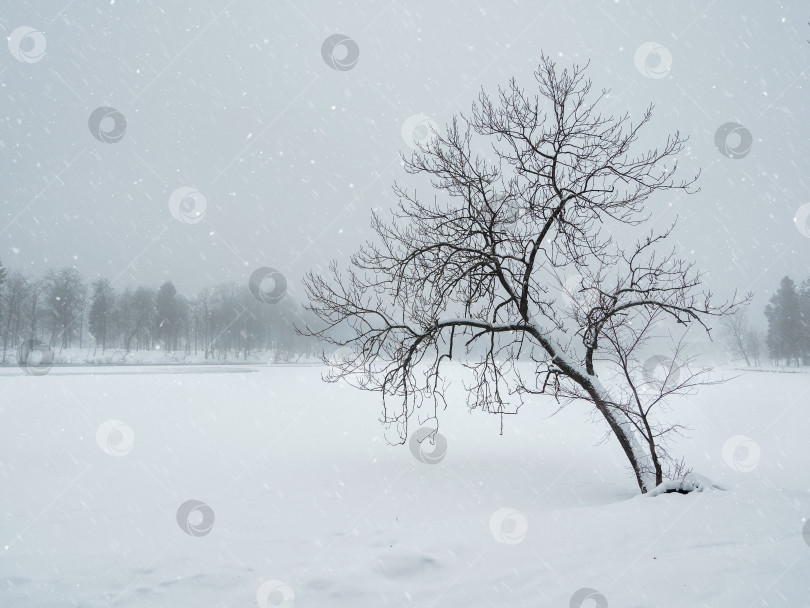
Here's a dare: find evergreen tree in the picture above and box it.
[764,276,802,365]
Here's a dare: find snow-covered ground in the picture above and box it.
[1,363,808,607]
[3,347,318,367]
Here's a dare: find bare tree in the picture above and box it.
[595,311,724,483]
[118,287,156,353]
[303,57,746,494]
[89,278,115,353]
[26,278,44,340]
[44,268,86,350]
[1,271,29,361]
[745,326,763,367]
[721,309,751,366]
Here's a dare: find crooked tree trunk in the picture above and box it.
[529,328,658,493]
[583,378,658,493]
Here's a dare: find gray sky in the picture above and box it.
[2,0,808,324]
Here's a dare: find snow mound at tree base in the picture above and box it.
[647,472,727,496]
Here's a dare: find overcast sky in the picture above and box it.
[2,0,808,323]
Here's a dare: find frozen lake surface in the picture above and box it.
[1,364,808,607]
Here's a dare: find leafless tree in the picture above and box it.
[721,309,752,366]
[303,56,746,493]
[27,278,45,340]
[746,326,763,367]
[44,268,87,351]
[593,311,724,483]
[1,271,28,361]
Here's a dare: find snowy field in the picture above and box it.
[0,347,319,367]
[1,363,809,607]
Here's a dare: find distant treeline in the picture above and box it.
[0,260,320,362]
[722,274,810,367]
[2,260,808,368]
[763,275,810,366]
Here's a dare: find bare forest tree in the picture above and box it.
[721,309,752,366]
[1,271,28,362]
[746,326,764,367]
[89,278,115,353]
[304,57,746,493]
[27,278,44,339]
[44,268,87,351]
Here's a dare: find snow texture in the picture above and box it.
[1,363,808,607]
